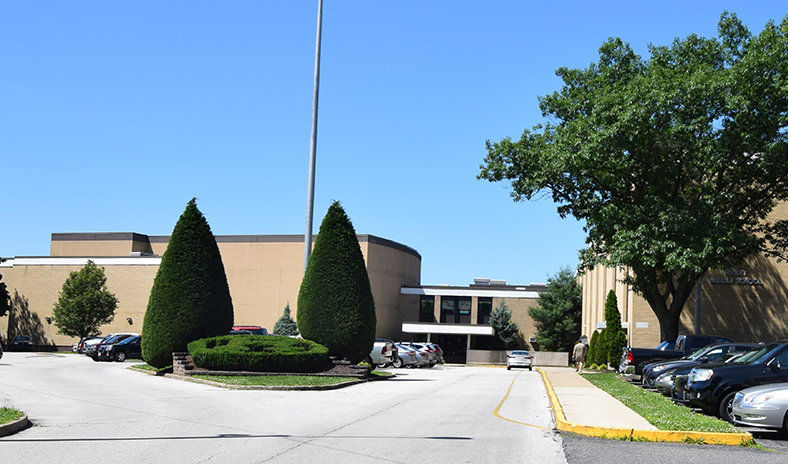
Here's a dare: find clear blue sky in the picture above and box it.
[3,2,786,286]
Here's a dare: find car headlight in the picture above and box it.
[652,365,666,372]
[691,369,714,382]
[656,374,674,386]
[744,393,776,406]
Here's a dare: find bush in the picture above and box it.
[188,335,329,372]
[273,303,299,336]
[142,198,234,368]
[297,201,376,364]
[594,329,608,366]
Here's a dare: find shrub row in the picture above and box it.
[188,335,329,372]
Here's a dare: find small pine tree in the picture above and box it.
[490,299,520,349]
[586,330,600,366]
[593,328,607,366]
[297,201,376,364]
[603,290,627,366]
[273,303,299,336]
[52,260,118,339]
[142,198,234,368]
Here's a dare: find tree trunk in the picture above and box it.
[642,276,696,344]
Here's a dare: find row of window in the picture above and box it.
[419,296,492,324]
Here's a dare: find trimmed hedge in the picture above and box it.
[188,335,329,372]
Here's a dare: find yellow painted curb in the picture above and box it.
[537,368,753,446]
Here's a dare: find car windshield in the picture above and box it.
[685,347,710,360]
[117,337,139,345]
[735,343,781,364]
[15,336,31,342]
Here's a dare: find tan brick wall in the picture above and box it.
[1,234,421,347]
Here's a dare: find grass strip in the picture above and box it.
[0,407,24,425]
[581,372,740,433]
[192,374,358,387]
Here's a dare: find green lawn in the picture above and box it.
[581,372,740,433]
[191,374,358,387]
[0,407,24,425]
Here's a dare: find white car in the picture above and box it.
[507,350,533,371]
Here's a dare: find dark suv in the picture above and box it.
[100,336,142,362]
[683,341,788,422]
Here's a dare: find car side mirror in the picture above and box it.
[699,356,709,363]
[772,360,782,370]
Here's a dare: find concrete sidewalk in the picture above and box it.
[538,366,753,445]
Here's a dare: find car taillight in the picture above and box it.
[381,346,387,355]
[626,352,633,364]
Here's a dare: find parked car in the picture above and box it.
[11,335,33,351]
[641,343,760,388]
[88,333,138,360]
[684,341,788,422]
[409,342,443,364]
[658,350,752,397]
[393,343,427,368]
[83,333,137,357]
[399,342,436,367]
[369,339,397,368]
[232,325,268,335]
[619,334,735,381]
[0,341,3,360]
[731,382,788,433]
[98,335,142,362]
[507,350,533,371]
[73,336,103,354]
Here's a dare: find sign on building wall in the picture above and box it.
[709,269,763,286]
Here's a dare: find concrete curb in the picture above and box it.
[0,414,31,437]
[168,374,368,390]
[537,368,754,446]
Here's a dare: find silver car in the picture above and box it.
[732,382,788,433]
[507,350,533,371]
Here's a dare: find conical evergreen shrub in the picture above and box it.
[142,198,234,367]
[273,302,299,336]
[297,201,376,364]
[603,290,627,366]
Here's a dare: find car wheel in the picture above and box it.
[507,366,511,370]
[377,362,390,369]
[528,366,532,371]
[91,356,100,362]
[392,356,403,369]
[718,391,738,422]
[115,351,127,363]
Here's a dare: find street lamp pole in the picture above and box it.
[304,0,323,273]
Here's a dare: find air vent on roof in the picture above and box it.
[490,279,506,286]
[474,278,491,285]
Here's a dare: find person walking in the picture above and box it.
[573,339,586,372]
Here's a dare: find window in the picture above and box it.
[478,298,492,324]
[420,296,435,323]
[440,298,455,323]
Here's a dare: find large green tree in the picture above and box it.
[142,198,234,367]
[52,260,118,339]
[528,266,582,352]
[297,201,376,364]
[479,12,788,342]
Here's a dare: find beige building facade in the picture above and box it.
[1,232,421,349]
[581,250,788,348]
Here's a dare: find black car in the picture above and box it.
[683,341,788,422]
[99,336,142,362]
[641,343,759,388]
[92,334,136,361]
